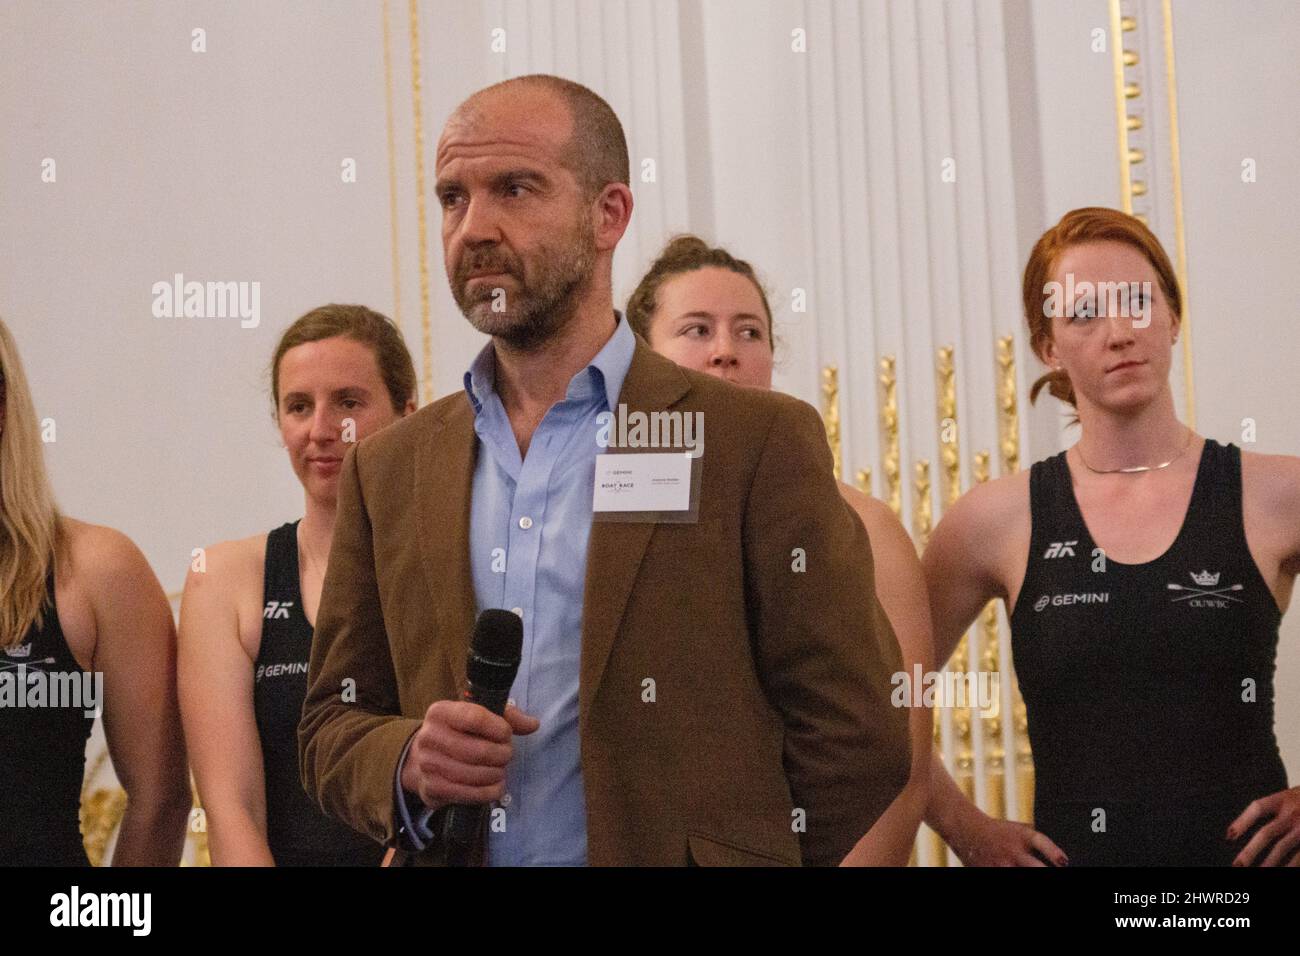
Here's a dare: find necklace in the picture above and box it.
[1075,426,1194,475]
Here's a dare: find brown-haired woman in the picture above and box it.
[629,235,934,866]
[0,318,190,866]
[922,207,1300,866]
[179,304,416,865]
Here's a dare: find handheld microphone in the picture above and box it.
[442,608,524,863]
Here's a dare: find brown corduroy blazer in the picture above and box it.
[299,335,910,866]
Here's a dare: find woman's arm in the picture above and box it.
[79,525,192,865]
[1242,451,1300,610]
[839,489,933,865]
[1230,452,1300,865]
[178,538,276,866]
[919,477,1067,866]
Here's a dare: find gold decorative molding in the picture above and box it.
[854,468,872,496]
[80,787,126,867]
[408,0,433,406]
[1162,0,1195,428]
[820,365,842,480]
[935,346,961,509]
[382,0,403,330]
[911,458,943,863]
[911,459,932,552]
[80,751,125,867]
[936,347,973,822]
[972,449,1007,820]
[994,334,1033,821]
[878,356,901,517]
[1109,0,1138,214]
[995,336,1020,476]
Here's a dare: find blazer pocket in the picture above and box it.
[686,832,800,867]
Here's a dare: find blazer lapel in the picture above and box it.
[579,340,692,724]
[415,399,480,690]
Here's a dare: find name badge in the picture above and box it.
[592,452,700,522]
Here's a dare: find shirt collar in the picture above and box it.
[462,310,636,415]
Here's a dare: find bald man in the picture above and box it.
[299,74,910,866]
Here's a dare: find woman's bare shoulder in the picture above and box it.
[941,469,1029,539]
[838,483,897,528]
[1241,448,1300,507]
[1240,449,1300,566]
[181,531,268,600]
[58,517,152,588]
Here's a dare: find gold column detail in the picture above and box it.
[1109,1,1139,214]
[972,449,1007,820]
[996,336,1020,476]
[936,347,974,824]
[995,333,1033,821]
[879,356,902,517]
[854,468,872,496]
[935,346,961,509]
[912,456,945,865]
[1162,0,1195,428]
[408,0,433,405]
[382,0,402,329]
[820,365,842,480]
[911,460,932,550]
[80,750,125,867]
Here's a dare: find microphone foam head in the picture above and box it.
[471,608,524,664]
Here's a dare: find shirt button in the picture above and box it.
[500,793,513,807]
[511,607,523,617]
[518,516,533,529]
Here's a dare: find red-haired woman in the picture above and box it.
[921,208,1300,866]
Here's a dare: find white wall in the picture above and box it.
[1,0,396,580]
[1172,0,1300,782]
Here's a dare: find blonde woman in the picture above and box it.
[0,318,190,866]
[628,236,933,866]
[179,305,415,866]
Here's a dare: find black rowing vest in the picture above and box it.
[1010,439,1288,865]
[0,570,93,866]
[253,521,384,866]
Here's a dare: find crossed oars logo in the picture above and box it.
[1167,571,1244,604]
[0,656,58,673]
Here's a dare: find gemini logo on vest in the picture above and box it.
[50,886,151,936]
[1033,592,1110,612]
[255,661,308,682]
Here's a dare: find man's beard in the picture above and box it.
[452,215,596,352]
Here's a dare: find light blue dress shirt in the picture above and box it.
[459,312,636,866]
